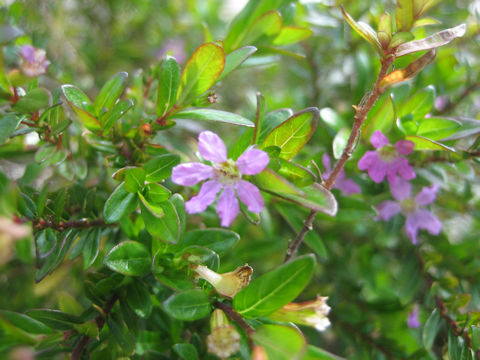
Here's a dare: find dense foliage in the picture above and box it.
[0,0,479,359]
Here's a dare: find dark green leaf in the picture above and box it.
[144,183,171,203]
[101,99,134,133]
[253,325,306,360]
[140,199,180,243]
[0,113,21,145]
[173,343,199,360]
[83,228,101,269]
[107,312,135,354]
[0,310,54,335]
[126,281,152,318]
[61,84,100,131]
[180,229,240,255]
[172,108,254,127]
[35,228,57,259]
[13,88,50,113]
[163,289,211,321]
[93,72,128,116]
[217,46,257,82]
[103,182,138,223]
[144,153,180,182]
[233,255,316,318]
[26,309,82,331]
[125,167,146,193]
[423,309,442,350]
[157,55,181,117]
[104,241,151,276]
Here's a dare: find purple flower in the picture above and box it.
[322,154,360,195]
[358,131,416,185]
[171,131,269,227]
[375,179,442,244]
[407,306,421,328]
[20,45,50,77]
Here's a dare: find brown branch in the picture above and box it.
[214,301,255,350]
[30,218,111,231]
[284,210,316,262]
[71,294,119,360]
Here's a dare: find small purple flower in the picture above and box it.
[20,45,50,77]
[358,130,416,185]
[375,179,442,244]
[407,306,421,328]
[171,131,269,227]
[322,154,360,195]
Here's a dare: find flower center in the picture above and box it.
[400,198,417,214]
[378,145,398,163]
[213,159,241,186]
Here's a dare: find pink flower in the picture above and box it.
[375,179,442,244]
[358,131,415,185]
[20,45,50,77]
[407,306,421,328]
[322,154,360,195]
[171,131,269,227]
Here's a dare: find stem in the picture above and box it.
[285,56,395,261]
[214,301,255,350]
[29,218,111,231]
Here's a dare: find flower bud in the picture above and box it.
[269,296,331,331]
[207,309,240,359]
[194,264,252,298]
[20,45,50,77]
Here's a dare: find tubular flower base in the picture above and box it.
[375,179,442,244]
[207,309,241,360]
[358,130,416,185]
[194,264,253,298]
[171,131,269,226]
[269,296,331,331]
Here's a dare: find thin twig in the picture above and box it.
[284,210,316,262]
[30,218,111,231]
[214,301,255,350]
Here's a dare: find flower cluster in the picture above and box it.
[19,45,50,77]
[172,131,269,226]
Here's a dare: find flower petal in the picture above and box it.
[415,209,442,235]
[407,307,421,329]
[375,201,401,221]
[405,214,419,244]
[415,184,438,206]
[368,158,387,183]
[391,157,416,181]
[185,180,222,213]
[217,187,239,227]
[236,180,264,213]
[171,163,214,186]
[322,154,332,173]
[395,140,415,155]
[198,131,227,163]
[236,149,269,175]
[370,130,390,148]
[390,178,412,201]
[335,178,361,195]
[358,151,378,171]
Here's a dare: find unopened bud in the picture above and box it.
[269,296,331,331]
[20,45,50,77]
[194,264,252,298]
[207,309,240,359]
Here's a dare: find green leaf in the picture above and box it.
[144,183,171,203]
[140,199,180,243]
[396,0,414,32]
[126,281,152,318]
[243,10,283,45]
[319,108,346,132]
[176,43,225,106]
[35,228,57,259]
[233,254,316,318]
[173,343,199,360]
[399,85,435,122]
[341,6,383,55]
[377,13,393,48]
[163,289,211,321]
[273,26,313,46]
[217,46,257,82]
[0,25,23,44]
[107,312,135,354]
[101,99,134,133]
[303,345,344,360]
[104,240,151,276]
[93,72,127,116]
[157,56,181,117]
[362,94,395,140]
[172,108,254,127]
[83,228,101,269]
[395,24,466,57]
[417,117,461,140]
[125,167,146,193]
[261,107,319,160]
[332,128,350,160]
[0,113,21,145]
[0,310,54,335]
[144,153,180,182]
[61,84,100,131]
[405,135,456,152]
[276,158,315,187]
[26,309,82,331]
[423,309,443,350]
[253,325,306,360]
[103,182,138,223]
[13,88,50,113]
[389,31,414,48]
[180,229,240,255]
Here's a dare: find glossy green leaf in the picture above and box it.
[13,88,50,113]
[180,229,240,255]
[332,128,350,160]
[172,108,254,127]
[82,228,101,269]
[399,86,435,122]
[273,26,313,46]
[141,199,180,243]
[35,228,57,259]
[0,113,21,145]
[303,345,343,360]
[233,254,316,318]
[176,43,225,106]
[389,31,414,48]
[144,153,180,182]
[441,117,480,141]
[253,325,306,360]
[163,289,211,321]
[396,0,414,32]
[157,56,180,117]
[125,167,146,193]
[103,182,138,223]
[417,117,461,140]
[107,312,135,354]
[341,6,383,55]
[262,107,319,160]
[101,99,134,133]
[171,193,186,237]
[94,72,128,116]
[61,85,100,131]
[395,24,466,57]
[144,183,171,203]
[217,46,257,82]
[405,135,455,151]
[126,281,152,318]
[104,241,151,276]
[139,192,165,218]
[243,10,283,45]
[26,309,82,331]
[0,25,23,44]
[0,310,54,335]
[173,343,199,360]
[276,158,315,187]
[258,108,293,144]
